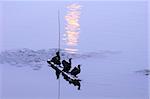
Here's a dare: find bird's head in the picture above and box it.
[69,58,72,61]
[56,51,60,56]
[78,64,81,68]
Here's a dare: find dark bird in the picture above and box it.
[62,58,72,73]
[50,51,61,65]
[70,65,81,78]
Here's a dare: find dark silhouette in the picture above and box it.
[50,51,61,65]
[62,58,72,73]
[70,65,81,77]
[69,79,81,90]
[47,51,82,90]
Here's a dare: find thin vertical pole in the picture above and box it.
[57,10,61,99]
[58,77,60,99]
[58,10,61,51]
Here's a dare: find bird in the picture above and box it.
[62,58,72,73]
[70,65,81,78]
[50,51,61,65]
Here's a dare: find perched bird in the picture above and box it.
[62,58,72,73]
[70,65,81,78]
[50,51,61,65]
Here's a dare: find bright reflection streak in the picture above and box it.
[63,3,82,54]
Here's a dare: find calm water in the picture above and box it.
[0,1,149,99]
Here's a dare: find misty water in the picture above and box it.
[0,48,149,99]
[0,1,149,99]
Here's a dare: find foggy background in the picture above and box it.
[0,1,149,99]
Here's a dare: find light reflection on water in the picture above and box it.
[63,3,82,54]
